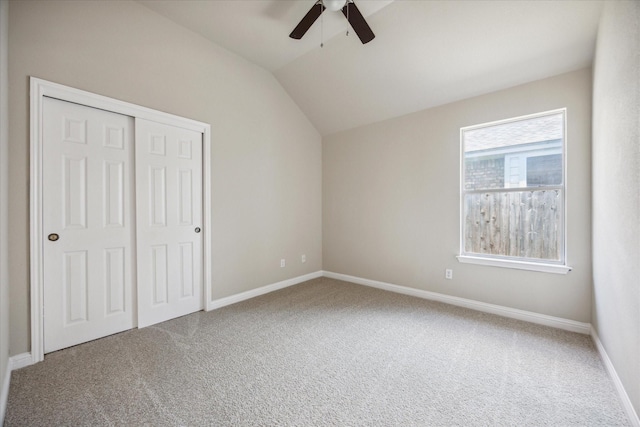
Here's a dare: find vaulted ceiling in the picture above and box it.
[139,0,604,136]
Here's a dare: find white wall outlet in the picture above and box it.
[445,269,453,280]
[280,259,286,268]
[301,254,306,263]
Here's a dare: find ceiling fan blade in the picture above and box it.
[342,1,375,44]
[290,1,325,40]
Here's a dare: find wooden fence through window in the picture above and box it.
[463,189,561,260]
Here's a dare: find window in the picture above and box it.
[458,109,570,274]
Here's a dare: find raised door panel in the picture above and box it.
[103,161,125,228]
[104,247,125,315]
[63,250,88,325]
[151,244,169,306]
[63,156,87,229]
[149,166,167,227]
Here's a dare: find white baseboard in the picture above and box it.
[9,353,34,371]
[591,327,640,427]
[207,271,324,311]
[0,359,9,424]
[322,271,591,334]
[0,353,35,424]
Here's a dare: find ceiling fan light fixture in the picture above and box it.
[322,0,347,12]
[289,0,374,44]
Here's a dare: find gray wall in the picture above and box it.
[592,0,640,418]
[8,0,322,356]
[323,68,593,322]
[0,0,9,420]
[6,1,638,420]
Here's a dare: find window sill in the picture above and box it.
[456,255,572,275]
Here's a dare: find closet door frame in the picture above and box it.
[29,77,212,363]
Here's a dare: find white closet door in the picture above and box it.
[135,118,203,328]
[43,97,135,353]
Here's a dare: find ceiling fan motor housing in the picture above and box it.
[290,0,375,44]
[323,0,347,12]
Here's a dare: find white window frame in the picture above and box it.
[457,109,571,274]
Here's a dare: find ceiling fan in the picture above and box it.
[289,0,375,44]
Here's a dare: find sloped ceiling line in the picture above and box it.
[139,0,604,136]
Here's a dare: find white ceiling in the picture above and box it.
[140,0,604,136]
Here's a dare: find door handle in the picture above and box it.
[48,233,60,242]
[194,227,201,233]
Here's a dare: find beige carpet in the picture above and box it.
[4,277,629,426]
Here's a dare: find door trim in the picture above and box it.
[30,77,212,362]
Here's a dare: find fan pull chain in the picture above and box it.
[346,1,349,36]
[320,4,324,48]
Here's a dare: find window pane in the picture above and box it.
[464,112,563,190]
[463,190,561,261]
[464,113,563,152]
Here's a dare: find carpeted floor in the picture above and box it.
[4,277,629,426]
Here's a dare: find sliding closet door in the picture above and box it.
[135,118,204,328]
[42,97,135,353]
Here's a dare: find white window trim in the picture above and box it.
[459,108,570,273]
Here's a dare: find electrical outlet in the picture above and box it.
[280,259,286,268]
[301,254,306,263]
[445,269,453,280]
